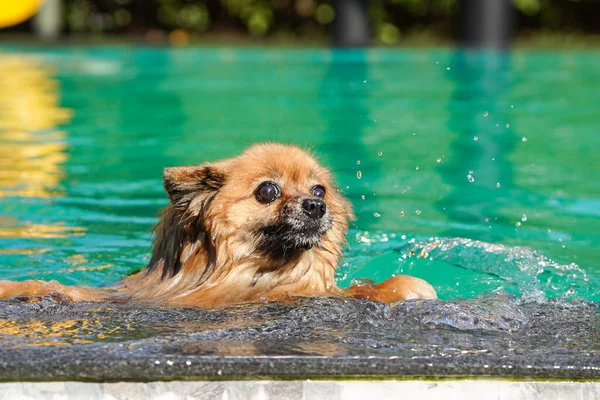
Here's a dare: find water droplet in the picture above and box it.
[400,211,405,217]
[566,287,575,295]
[468,170,474,174]
[467,174,475,182]
[167,360,174,366]
[506,124,510,128]
[522,137,528,142]
[247,216,253,221]
[361,195,366,200]
[446,67,451,70]
[484,218,490,222]
[415,210,422,215]
[483,111,489,117]
[406,185,411,190]
[155,361,160,365]
[373,212,381,218]
[377,151,383,156]
[186,361,191,366]
[345,185,350,189]
[401,234,407,240]
[516,222,521,227]
[436,157,442,163]
[521,214,528,222]
[356,160,361,165]
[415,166,420,171]
[356,171,362,179]
[473,136,479,141]
[510,105,514,108]
[363,80,367,83]
[496,182,501,188]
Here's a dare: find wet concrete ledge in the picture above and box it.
[1,381,600,400]
[0,296,598,381]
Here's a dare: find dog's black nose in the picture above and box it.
[302,198,326,219]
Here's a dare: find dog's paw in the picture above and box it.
[0,280,22,300]
[392,275,437,300]
[0,280,56,300]
[348,275,437,303]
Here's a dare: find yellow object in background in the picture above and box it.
[0,0,44,29]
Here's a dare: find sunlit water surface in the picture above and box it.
[0,47,598,305]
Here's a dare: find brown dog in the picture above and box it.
[0,143,436,307]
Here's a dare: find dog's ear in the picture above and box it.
[163,165,225,208]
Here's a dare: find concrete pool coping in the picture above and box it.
[1,380,599,400]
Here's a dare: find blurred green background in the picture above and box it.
[2,0,600,46]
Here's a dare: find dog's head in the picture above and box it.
[162,143,354,269]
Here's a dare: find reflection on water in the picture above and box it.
[179,338,344,357]
[0,317,142,348]
[318,50,383,238]
[58,254,115,274]
[0,54,72,198]
[0,216,85,239]
[0,53,90,279]
[438,51,517,237]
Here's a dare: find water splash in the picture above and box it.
[400,237,594,302]
[340,234,597,303]
[405,293,528,332]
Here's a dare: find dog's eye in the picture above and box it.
[311,185,326,198]
[256,181,281,204]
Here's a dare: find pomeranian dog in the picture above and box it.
[0,143,436,308]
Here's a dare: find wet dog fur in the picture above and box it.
[0,143,436,307]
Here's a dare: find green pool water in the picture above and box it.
[0,46,598,302]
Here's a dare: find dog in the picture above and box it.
[0,143,436,308]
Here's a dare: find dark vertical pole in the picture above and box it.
[332,0,370,47]
[457,0,515,48]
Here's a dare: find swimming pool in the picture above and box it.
[0,46,598,304]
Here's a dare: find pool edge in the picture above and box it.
[1,380,599,399]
